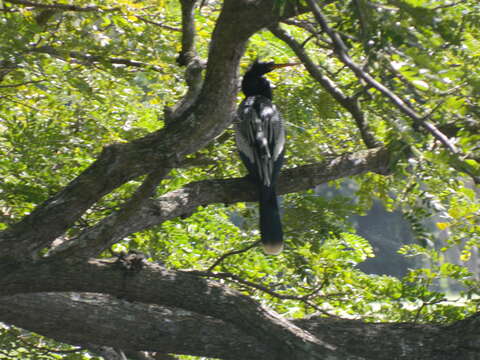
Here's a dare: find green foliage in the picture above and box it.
[1,0,480,359]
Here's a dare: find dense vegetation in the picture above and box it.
[0,0,479,359]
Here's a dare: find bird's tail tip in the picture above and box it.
[263,242,284,255]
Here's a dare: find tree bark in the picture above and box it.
[1,1,477,359]
[50,147,390,260]
[0,258,350,360]
[1,273,479,360]
[0,0,294,259]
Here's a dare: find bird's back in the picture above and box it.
[236,95,285,187]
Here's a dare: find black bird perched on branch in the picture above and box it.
[235,60,299,255]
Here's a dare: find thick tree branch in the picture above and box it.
[0,0,252,258]
[50,147,391,260]
[53,169,171,261]
[1,287,479,359]
[0,293,269,360]
[0,0,338,261]
[48,0,202,258]
[0,258,347,360]
[295,315,480,359]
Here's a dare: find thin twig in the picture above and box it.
[30,46,164,72]
[190,270,308,300]
[432,1,464,10]
[6,0,119,12]
[135,15,181,32]
[413,298,446,324]
[0,80,46,88]
[17,335,83,355]
[304,300,339,318]
[191,270,341,302]
[206,240,260,272]
[0,95,41,111]
[305,0,458,154]
[270,25,380,149]
[189,270,342,317]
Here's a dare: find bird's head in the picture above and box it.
[248,59,300,76]
[242,59,301,98]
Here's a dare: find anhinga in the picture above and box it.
[235,60,298,255]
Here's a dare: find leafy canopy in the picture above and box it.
[0,0,479,359]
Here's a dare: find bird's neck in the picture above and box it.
[242,75,272,99]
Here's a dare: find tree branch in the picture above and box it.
[206,241,261,272]
[176,0,199,66]
[0,79,46,88]
[270,24,380,149]
[89,347,128,360]
[0,0,252,259]
[0,293,268,360]
[165,0,205,124]
[5,0,119,12]
[1,284,479,359]
[135,15,182,32]
[30,46,165,72]
[49,147,391,260]
[305,0,458,154]
[0,0,338,261]
[50,169,171,261]
[0,258,347,360]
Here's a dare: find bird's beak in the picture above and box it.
[271,62,301,69]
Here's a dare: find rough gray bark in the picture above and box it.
[0,0,283,258]
[50,147,391,259]
[0,293,270,360]
[0,259,350,360]
[0,1,478,359]
[1,266,479,359]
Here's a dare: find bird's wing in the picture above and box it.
[235,98,257,174]
[259,101,285,162]
[236,96,285,187]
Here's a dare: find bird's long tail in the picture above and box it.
[259,185,283,255]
